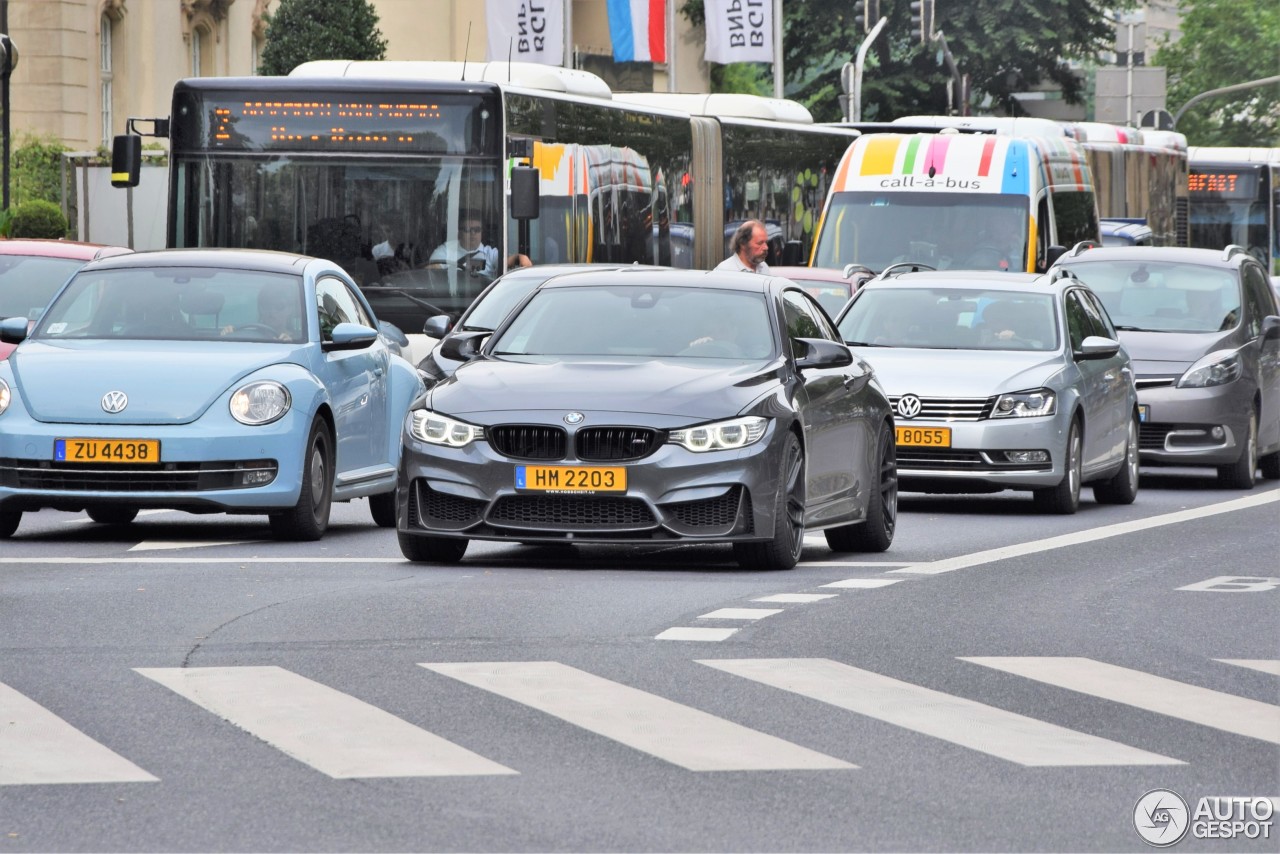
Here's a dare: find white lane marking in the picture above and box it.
[891,491,1280,576]
[129,540,264,552]
[821,578,903,589]
[752,593,838,603]
[0,682,158,785]
[962,657,1280,745]
[802,561,921,567]
[1216,659,1280,676]
[698,608,783,620]
[422,661,853,772]
[134,666,515,778]
[699,658,1181,767]
[655,627,739,641]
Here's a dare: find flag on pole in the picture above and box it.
[704,0,774,65]
[607,0,667,63]
[485,0,565,65]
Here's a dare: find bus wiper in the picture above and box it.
[367,286,448,316]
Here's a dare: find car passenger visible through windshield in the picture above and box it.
[838,288,1059,351]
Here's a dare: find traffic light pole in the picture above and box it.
[851,16,888,123]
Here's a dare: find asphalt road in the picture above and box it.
[1,467,1277,852]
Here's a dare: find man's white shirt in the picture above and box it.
[714,255,770,274]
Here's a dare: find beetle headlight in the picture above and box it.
[992,388,1056,418]
[669,416,768,452]
[229,381,291,425]
[0,378,9,415]
[1178,350,1241,388]
[409,409,484,447]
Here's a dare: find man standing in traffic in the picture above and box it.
[716,220,771,273]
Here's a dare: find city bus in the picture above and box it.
[1188,147,1280,273]
[809,131,1100,274]
[123,61,858,354]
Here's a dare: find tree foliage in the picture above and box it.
[1155,0,1280,146]
[8,200,69,239]
[681,0,1125,121]
[258,0,388,76]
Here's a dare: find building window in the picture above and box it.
[100,15,113,146]
[192,24,215,77]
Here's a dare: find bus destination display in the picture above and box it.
[198,97,479,153]
[1188,169,1259,200]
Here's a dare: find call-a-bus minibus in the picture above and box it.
[1188,146,1280,274]
[809,131,1100,274]
[881,115,1188,248]
[114,61,858,356]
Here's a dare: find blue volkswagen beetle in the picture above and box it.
[0,249,423,540]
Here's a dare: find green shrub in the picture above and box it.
[10,134,68,208]
[8,199,68,239]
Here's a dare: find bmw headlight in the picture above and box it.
[0,378,9,415]
[409,409,484,447]
[992,388,1056,418]
[229,381,291,425]
[669,416,768,452]
[1178,350,1242,388]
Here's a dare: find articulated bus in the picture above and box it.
[1188,147,1280,273]
[810,131,1100,274]
[143,61,858,349]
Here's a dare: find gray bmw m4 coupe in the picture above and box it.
[395,266,898,570]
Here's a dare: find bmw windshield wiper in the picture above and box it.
[846,340,889,347]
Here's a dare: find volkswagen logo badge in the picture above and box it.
[563,412,585,424]
[896,394,922,419]
[101,391,129,414]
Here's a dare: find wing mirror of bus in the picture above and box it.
[510,165,541,220]
[111,134,141,188]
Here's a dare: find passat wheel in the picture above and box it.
[1092,415,1139,505]
[1034,419,1081,514]
[734,431,804,571]
[269,418,334,541]
[826,419,896,552]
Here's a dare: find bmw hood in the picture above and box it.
[431,356,780,422]
[10,340,302,424]
[852,347,1063,397]
[1118,330,1228,375]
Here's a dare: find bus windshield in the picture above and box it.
[811,192,1029,273]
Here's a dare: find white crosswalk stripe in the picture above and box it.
[135,666,516,778]
[422,661,854,771]
[4,656,1273,786]
[0,681,157,786]
[961,657,1280,745]
[698,658,1182,767]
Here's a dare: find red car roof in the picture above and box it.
[0,238,133,261]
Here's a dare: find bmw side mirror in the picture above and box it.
[438,330,488,362]
[0,316,29,344]
[794,337,854,369]
[1261,315,1280,341]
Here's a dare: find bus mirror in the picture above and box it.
[111,135,141,188]
[1044,244,1067,270]
[510,166,540,220]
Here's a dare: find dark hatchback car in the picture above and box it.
[396,267,898,570]
[1053,244,1280,487]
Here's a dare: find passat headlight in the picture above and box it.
[409,409,484,447]
[0,378,9,415]
[1178,350,1242,388]
[229,381,290,425]
[669,416,768,452]
[992,388,1056,418]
